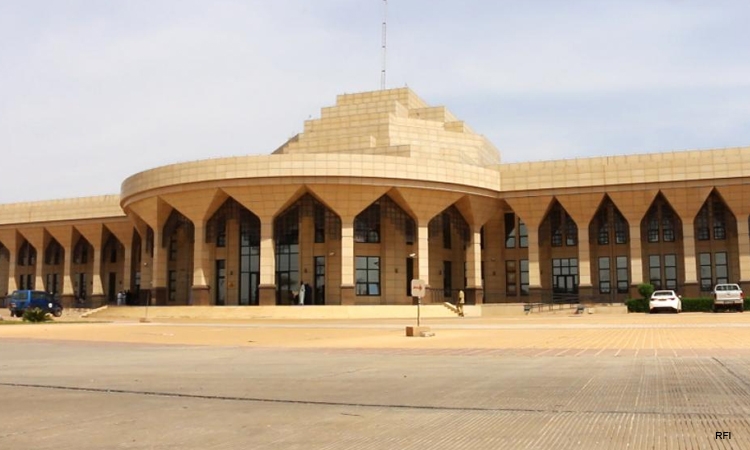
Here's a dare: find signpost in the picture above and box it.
[406,279,432,337]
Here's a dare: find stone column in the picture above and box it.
[577,227,593,300]
[151,227,167,305]
[340,216,355,305]
[737,218,750,283]
[91,244,105,306]
[258,215,276,305]
[526,225,543,303]
[682,219,698,297]
[0,232,19,294]
[122,244,132,293]
[465,227,483,304]
[628,223,644,298]
[191,223,211,305]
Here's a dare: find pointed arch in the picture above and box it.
[693,189,738,292]
[641,192,683,290]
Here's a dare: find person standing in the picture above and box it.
[457,289,465,317]
[298,281,306,305]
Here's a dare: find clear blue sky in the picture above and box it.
[2,0,750,203]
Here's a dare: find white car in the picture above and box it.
[649,290,682,313]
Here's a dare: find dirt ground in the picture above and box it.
[3,312,750,350]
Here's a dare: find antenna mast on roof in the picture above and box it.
[380,0,387,90]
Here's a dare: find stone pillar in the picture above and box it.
[151,227,167,305]
[628,223,644,298]
[135,224,153,306]
[526,225,543,303]
[682,219,698,296]
[738,218,750,284]
[22,232,45,291]
[577,228,593,300]
[258,215,276,305]
[122,244,133,293]
[340,216,355,305]
[1,232,19,294]
[465,227,483,304]
[191,223,211,306]
[34,248,44,292]
[91,244,105,307]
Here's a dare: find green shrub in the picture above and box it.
[681,297,713,312]
[626,298,648,313]
[628,296,715,313]
[22,307,51,323]
[637,283,654,300]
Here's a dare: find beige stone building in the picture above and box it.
[2,88,750,308]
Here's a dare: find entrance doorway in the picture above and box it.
[215,260,226,305]
[314,256,325,305]
[108,272,116,303]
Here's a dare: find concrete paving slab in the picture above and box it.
[2,313,750,448]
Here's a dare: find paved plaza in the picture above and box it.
[2,312,750,449]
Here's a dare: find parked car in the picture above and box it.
[649,290,682,313]
[7,290,63,318]
[712,283,744,312]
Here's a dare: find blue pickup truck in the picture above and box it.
[7,290,63,318]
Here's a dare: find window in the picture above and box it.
[647,254,679,289]
[354,203,380,243]
[664,254,677,289]
[699,253,712,291]
[649,255,662,289]
[552,258,578,294]
[564,218,578,246]
[405,217,415,245]
[696,205,710,241]
[506,260,517,295]
[216,221,226,247]
[616,256,629,293]
[662,213,675,242]
[715,252,728,285]
[647,216,660,243]
[169,234,178,261]
[713,201,726,240]
[598,257,610,294]
[275,208,299,305]
[355,256,380,296]
[110,248,117,263]
[480,226,485,250]
[443,261,452,297]
[314,204,325,243]
[241,216,261,306]
[442,213,452,249]
[550,210,563,247]
[614,211,628,244]
[597,209,609,245]
[519,220,528,248]
[168,270,177,302]
[549,209,577,247]
[646,201,678,243]
[215,260,226,305]
[505,213,516,248]
[520,260,529,295]
[45,243,62,266]
[74,240,88,265]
